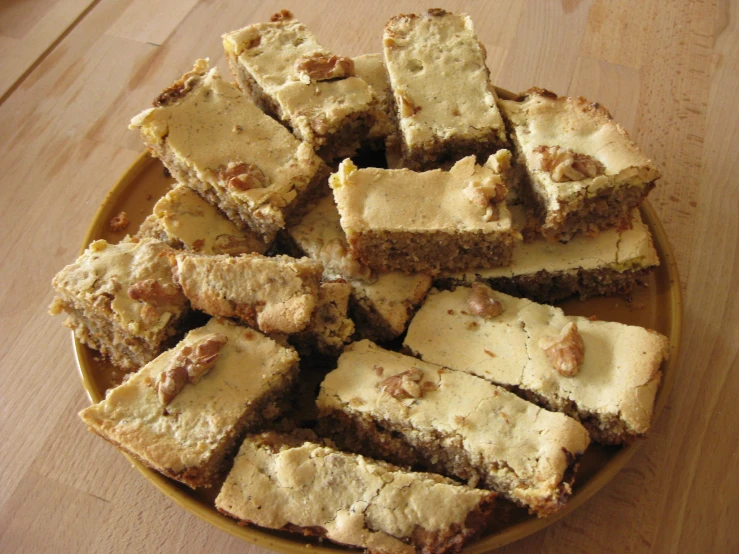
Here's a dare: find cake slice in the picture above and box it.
[49,238,189,370]
[79,318,300,488]
[404,286,670,444]
[353,53,396,150]
[383,9,508,169]
[330,154,514,273]
[437,208,659,303]
[499,88,660,241]
[216,431,496,554]
[137,185,266,255]
[223,11,376,161]
[171,252,323,334]
[283,194,432,342]
[129,59,330,243]
[317,340,590,516]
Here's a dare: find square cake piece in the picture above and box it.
[50,238,189,370]
[499,88,660,241]
[129,59,330,243]
[283,194,432,342]
[137,185,267,256]
[437,207,660,303]
[223,11,376,161]
[317,340,590,517]
[172,252,323,334]
[330,154,514,273]
[79,318,300,488]
[216,431,496,554]
[404,286,670,444]
[383,9,508,170]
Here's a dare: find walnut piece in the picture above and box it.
[295,53,355,82]
[532,145,605,182]
[396,89,421,118]
[155,333,229,404]
[378,368,424,400]
[109,211,130,232]
[128,279,181,308]
[270,9,293,22]
[153,60,207,107]
[212,234,263,256]
[539,322,584,377]
[467,282,504,319]
[219,162,269,191]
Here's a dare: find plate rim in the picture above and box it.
[73,151,683,553]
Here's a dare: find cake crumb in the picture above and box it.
[109,211,130,232]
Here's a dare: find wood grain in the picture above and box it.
[0,0,736,553]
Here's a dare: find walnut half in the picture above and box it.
[378,368,424,400]
[539,322,584,377]
[128,279,181,308]
[467,282,505,319]
[155,333,229,404]
[532,145,605,182]
[295,53,355,82]
[219,162,269,192]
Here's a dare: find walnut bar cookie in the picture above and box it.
[437,207,659,303]
[129,59,330,243]
[223,11,376,161]
[317,340,590,516]
[79,318,300,488]
[404,286,669,444]
[330,154,514,274]
[49,238,189,370]
[171,252,324,335]
[137,185,267,256]
[216,431,496,554]
[383,9,508,169]
[499,88,660,241]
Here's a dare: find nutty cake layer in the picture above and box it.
[217,430,496,554]
[283,193,432,341]
[317,340,591,516]
[500,88,660,241]
[404,286,669,444]
[383,9,507,169]
[437,208,659,303]
[130,59,330,243]
[79,318,299,488]
[330,155,514,273]
[49,238,189,370]
[223,11,376,161]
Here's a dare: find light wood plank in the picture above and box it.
[0,0,98,101]
[107,0,200,46]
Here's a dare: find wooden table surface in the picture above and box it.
[1,1,737,552]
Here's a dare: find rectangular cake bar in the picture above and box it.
[49,238,189,370]
[317,340,591,516]
[499,88,660,241]
[171,252,323,335]
[129,59,329,243]
[216,431,496,554]
[352,53,396,150]
[437,208,659,303]
[79,318,300,488]
[330,155,514,273]
[137,185,267,256]
[223,11,376,161]
[284,194,432,342]
[404,286,669,444]
[383,9,508,169]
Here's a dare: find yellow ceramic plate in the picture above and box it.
[74,151,682,552]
